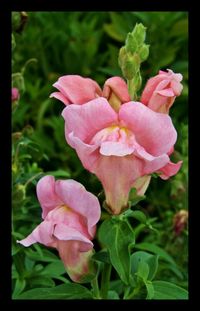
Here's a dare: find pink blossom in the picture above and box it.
[62,98,182,215]
[50,75,130,111]
[12,87,20,102]
[141,69,183,113]
[17,176,101,283]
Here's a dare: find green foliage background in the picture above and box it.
[12,12,188,299]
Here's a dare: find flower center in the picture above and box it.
[90,125,135,146]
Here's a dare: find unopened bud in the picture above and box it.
[139,44,150,62]
[125,33,137,53]
[132,23,146,46]
[173,210,188,236]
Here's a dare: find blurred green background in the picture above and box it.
[12,12,188,298]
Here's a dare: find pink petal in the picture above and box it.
[36,175,62,219]
[158,160,183,180]
[100,141,135,156]
[54,180,101,237]
[54,223,93,247]
[17,220,55,247]
[119,102,177,157]
[156,88,175,97]
[62,97,118,143]
[50,91,70,105]
[102,76,131,103]
[94,155,144,214]
[141,75,166,105]
[51,75,102,105]
[67,132,100,171]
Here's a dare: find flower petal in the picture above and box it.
[119,102,177,156]
[67,132,100,171]
[36,175,62,219]
[62,97,118,143]
[103,76,131,103]
[157,160,183,180]
[55,180,101,237]
[17,220,55,247]
[51,75,102,105]
[100,141,135,156]
[50,91,70,105]
[57,240,93,282]
[94,155,144,214]
[54,223,93,247]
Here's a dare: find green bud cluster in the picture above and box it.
[118,23,150,100]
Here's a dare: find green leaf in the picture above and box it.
[12,279,26,298]
[152,281,188,300]
[134,243,177,266]
[41,261,66,277]
[16,283,93,300]
[131,251,159,282]
[128,188,146,206]
[146,281,154,300]
[92,250,111,264]
[107,290,120,300]
[136,261,149,281]
[124,210,147,223]
[29,276,55,288]
[26,248,59,262]
[98,218,135,285]
[109,280,125,295]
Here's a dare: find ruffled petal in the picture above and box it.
[119,101,177,156]
[54,181,101,237]
[62,97,118,143]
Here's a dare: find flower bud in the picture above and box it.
[125,33,137,53]
[132,23,146,46]
[139,44,150,62]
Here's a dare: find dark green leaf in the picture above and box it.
[128,188,146,207]
[16,283,93,300]
[152,281,188,300]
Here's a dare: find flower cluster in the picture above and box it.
[18,69,183,282]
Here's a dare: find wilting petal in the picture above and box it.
[132,175,151,196]
[17,220,55,247]
[157,160,183,180]
[37,175,62,219]
[54,180,101,237]
[119,102,177,156]
[62,97,118,143]
[57,240,94,282]
[51,75,102,105]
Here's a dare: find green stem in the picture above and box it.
[91,276,100,299]
[127,79,137,101]
[100,263,112,299]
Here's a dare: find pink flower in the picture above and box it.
[17,176,101,283]
[50,75,130,111]
[141,69,183,113]
[62,97,182,215]
[12,87,20,102]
